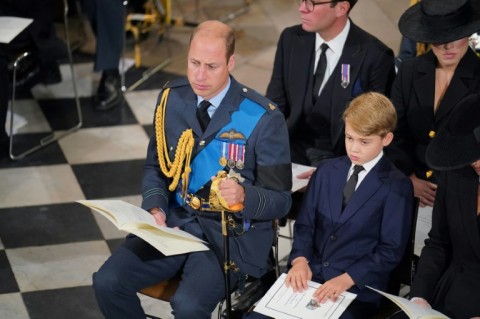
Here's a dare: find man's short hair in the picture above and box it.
[190,21,235,62]
[332,0,357,12]
[343,92,397,137]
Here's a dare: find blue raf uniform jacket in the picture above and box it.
[141,76,292,278]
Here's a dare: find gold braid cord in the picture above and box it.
[155,88,195,196]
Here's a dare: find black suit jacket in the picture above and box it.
[410,168,480,318]
[387,49,480,180]
[266,22,395,164]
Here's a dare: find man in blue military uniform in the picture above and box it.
[92,20,292,319]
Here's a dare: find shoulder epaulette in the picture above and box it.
[240,86,278,113]
[163,77,189,89]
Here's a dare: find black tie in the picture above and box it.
[197,100,211,131]
[342,165,364,209]
[313,43,329,101]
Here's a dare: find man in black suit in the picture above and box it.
[83,0,125,111]
[267,0,395,167]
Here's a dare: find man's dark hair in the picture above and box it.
[330,0,357,13]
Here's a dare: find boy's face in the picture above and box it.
[344,122,393,165]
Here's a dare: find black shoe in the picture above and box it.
[94,71,123,111]
[40,63,62,85]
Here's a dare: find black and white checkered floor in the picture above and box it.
[0,59,183,319]
[0,1,408,317]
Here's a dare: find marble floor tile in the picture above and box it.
[6,241,110,292]
[0,202,103,249]
[0,293,30,319]
[0,165,85,209]
[31,63,99,99]
[58,125,150,165]
[72,160,145,199]
[124,90,160,125]
[8,99,50,135]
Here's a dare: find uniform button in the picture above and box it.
[426,170,433,179]
[429,130,435,138]
[323,261,329,267]
[199,140,205,146]
[330,235,337,241]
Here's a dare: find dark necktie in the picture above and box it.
[196,100,211,131]
[342,165,364,209]
[313,42,329,101]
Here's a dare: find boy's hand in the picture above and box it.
[285,257,312,292]
[312,273,354,303]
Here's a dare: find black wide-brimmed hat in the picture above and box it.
[399,0,480,44]
[426,93,480,171]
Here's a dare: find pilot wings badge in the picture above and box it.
[218,129,246,170]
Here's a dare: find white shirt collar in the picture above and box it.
[315,19,350,58]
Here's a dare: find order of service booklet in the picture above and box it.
[291,163,316,193]
[366,286,449,319]
[77,199,209,256]
[254,273,357,319]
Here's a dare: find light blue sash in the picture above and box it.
[175,99,266,205]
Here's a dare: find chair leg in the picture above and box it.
[9,0,82,160]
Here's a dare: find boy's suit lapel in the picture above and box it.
[336,157,388,226]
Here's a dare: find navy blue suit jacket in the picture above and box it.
[141,76,292,278]
[288,155,413,304]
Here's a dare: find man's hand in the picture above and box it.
[285,257,312,292]
[410,297,431,308]
[295,169,316,192]
[150,208,166,226]
[312,273,354,304]
[218,178,245,207]
[410,174,437,207]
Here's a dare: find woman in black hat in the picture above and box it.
[409,93,480,318]
[386,0,480,208]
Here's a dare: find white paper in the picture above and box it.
[414,205,433,256]
[366,286,449,319]
[291,163,316,193]
[254,273,356,319]
[0,17,33,43]
[77,199,209,255]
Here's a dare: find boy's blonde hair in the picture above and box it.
[343,92,397,137]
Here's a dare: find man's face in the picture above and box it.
[187,35,234,100]
[298,0,343,34]
[344,122,393,165]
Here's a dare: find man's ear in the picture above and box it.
[335,1,350,17]
[228,54,235,72]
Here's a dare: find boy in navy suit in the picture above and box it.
[250,92,414,319]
